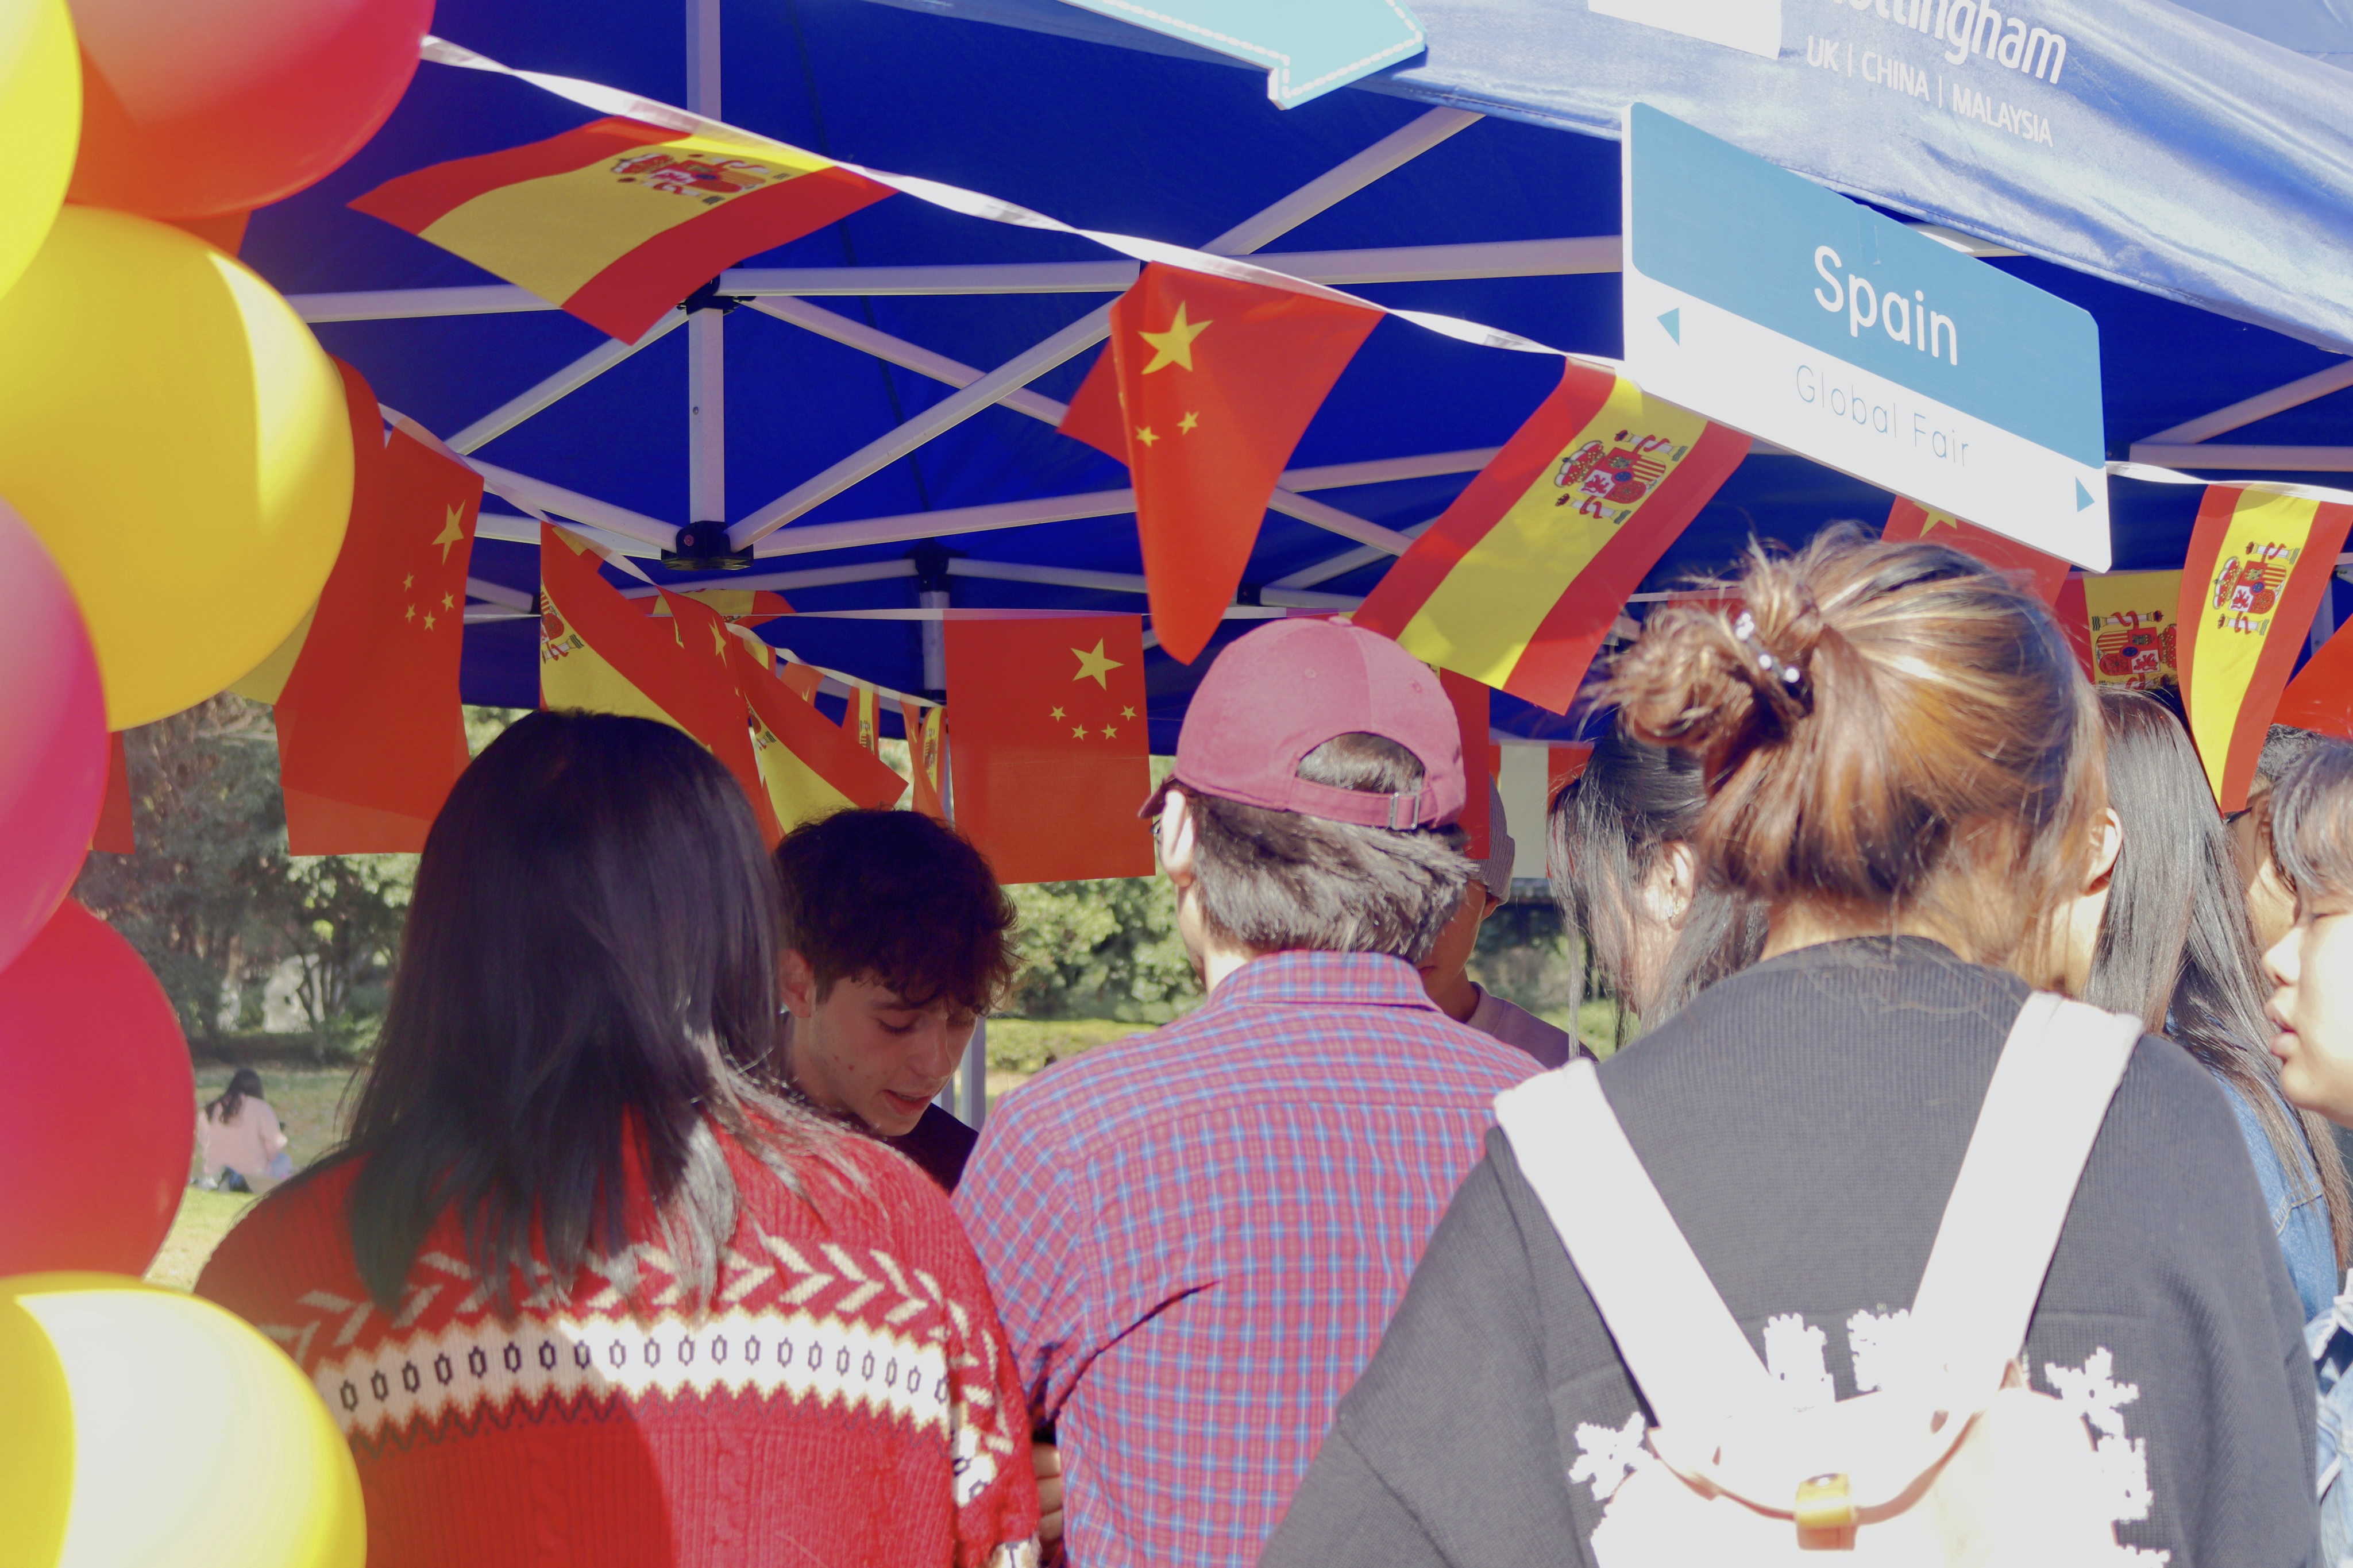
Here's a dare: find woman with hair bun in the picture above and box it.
[1265,524,2316,1567]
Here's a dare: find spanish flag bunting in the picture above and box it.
[736,640,908,834]
[2065,570,2183,690]
[839,682,881,755]
[1059,262,1383,665]
[539,522,781,841]
[943,615,1154,883]
[92,732,133,854]
[351,118,893,343]
[903,699,948,820]
[234,360,479,853]
[2275,622,2353,741]
[1354,360,1750,715]
[1881,497,2070,606]
[2177,485,2353,809]
[650,586,793,625]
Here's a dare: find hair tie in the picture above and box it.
[1732,611,1812,706]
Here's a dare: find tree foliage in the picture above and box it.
[1004,877,1199,1023]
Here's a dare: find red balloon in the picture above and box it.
[0,497,106,976]
[67,0,434,219]
[0,902,194,1276]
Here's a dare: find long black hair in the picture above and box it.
[2089,689,2349,1265]
[205,1067,265,1125]
[341,711,854,1314]
[1548,723,1766,1032]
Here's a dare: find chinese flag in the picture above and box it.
[237,360,479,853]
[735,637,907,834]
[91,732,133,853]
[353,118,892,343]
[1548,743,1595,802]
[2276,623,2353,740]
[1059,262,1382,665]
[944,615,1153,883]
[1881,497,2070,606]
[1355,360,1749,714]
[651,586,793,625]
[904,700,949,820]
[539,523,781,842]
[2178,486,2353,809]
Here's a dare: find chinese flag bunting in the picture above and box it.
[904,700,949,820]
[237,360,479,853]
[2276,623,2353,741]
[352,118,893,342]
[944,615,1153,883]
[1355,360,1750,714]
[2178,486,2353,809]
[735,639,908,834]
[1548,744,1595,803]
[651,587,793,625]
[91,732,133,853]
[1059,262,1383,665]
[1882,497,2070,606]
[776,658,824,704]
[539,523,781,841]
[1439,669,1492,859]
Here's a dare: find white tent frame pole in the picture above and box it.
[468,461,679,549]
[685,0,725,527]
[746,296,1409,551]
[2125,445,2353,472]
[1270,520,1438,590]
[727,106,1483,549]
[2132,360,2353,449]
[449,311,686,453]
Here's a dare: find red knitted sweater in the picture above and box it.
[196,1127,1039,1567]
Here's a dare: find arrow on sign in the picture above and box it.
[1050,0,1425,107]
[1658,307,1681,343]
[2075,478,2095,511]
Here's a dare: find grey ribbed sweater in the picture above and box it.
[1264,937,2318,1567]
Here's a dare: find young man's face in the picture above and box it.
[780,952,974,1137]
[2266,890,2353,1125]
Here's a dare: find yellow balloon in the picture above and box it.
[0,0,76,303]
[0,207,352,727]
[0,1273,365,1568]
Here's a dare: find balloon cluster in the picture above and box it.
[0,0,429,1561]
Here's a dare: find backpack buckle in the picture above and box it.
[1793,1472,1857,1531]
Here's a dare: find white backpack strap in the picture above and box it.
[1496,1061,1779,1431]
[1905,991,2142,1384]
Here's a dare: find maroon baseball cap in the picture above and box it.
[1152,618,1465,829]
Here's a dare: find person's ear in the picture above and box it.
[1158,787,1199,893]
[1645,841,1701,930]
[2085,807,2123,894]
[778,948,820,1019]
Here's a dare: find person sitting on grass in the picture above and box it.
[773,806,1017,1192]
[196,1067,292,1193]
[196,711,1037,1568]
[1415,781,1581,1068]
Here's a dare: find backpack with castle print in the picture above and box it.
[1495,991,2146,1565]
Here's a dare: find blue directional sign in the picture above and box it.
[1622,102,2110,567]
[1047,0,1425,107]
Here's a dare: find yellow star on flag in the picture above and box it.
[711,621,730,659]
[1120,705,1137,719]
[404,604,416,622]
[1102,725,1117,739]
[1071,639,1124,688]
[441,592,456,611]
[1135,426,1159,447]
[403,573,414,590]
[433,504,468,563]
[1050,706,1066,721]
[423,611,437,631]
[1138,302,1211,373]
[1071,725,1087,740]
[1178,411,1199,434]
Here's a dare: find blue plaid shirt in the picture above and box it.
[955,950,1542,1567]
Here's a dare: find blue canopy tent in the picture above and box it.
[243,0,2353,753]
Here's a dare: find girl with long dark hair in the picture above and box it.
[198,1065,292,1192]
[199,712,1037,1566]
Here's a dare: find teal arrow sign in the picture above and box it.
[1048,0,1424,107]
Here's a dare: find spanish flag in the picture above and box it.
[233,360,477,853]
[1059,262,1383,665]
[539,523,780,841]
[1881,498,2070,606]
[2275,624,2353,741]
[352,118,893,343]
[839,681,881,755]
[2063,570,2183,690]
[903,700,948,820]
[1355,361,1749,715]
[736,638,907,833]
[2177,486,2353,809]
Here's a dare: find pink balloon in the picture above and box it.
[0,499,106,976]
[0,901,194,1276]
[67,0,435,219]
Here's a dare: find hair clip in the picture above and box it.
[1732,610,1810,700]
